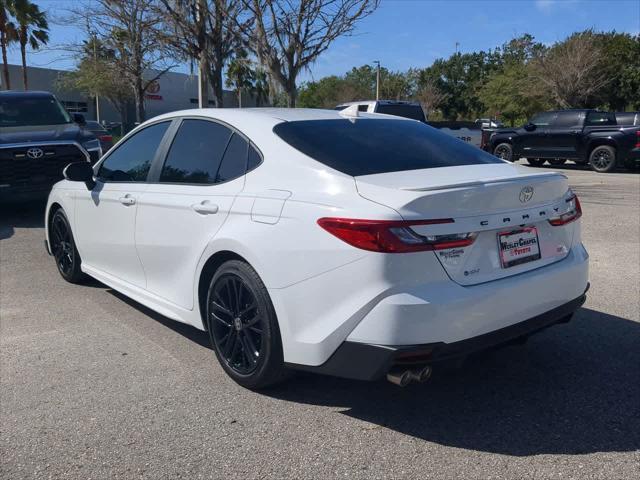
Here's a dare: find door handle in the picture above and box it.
[119,195,136,206]
[191,201,219,215]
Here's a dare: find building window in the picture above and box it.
[189,98,216,106]
[62,101,88,113]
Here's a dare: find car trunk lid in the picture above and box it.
[355,163,576,285]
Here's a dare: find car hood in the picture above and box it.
[0,123,93,144]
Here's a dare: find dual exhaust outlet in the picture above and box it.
[386,365,432,387]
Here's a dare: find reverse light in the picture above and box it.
[548,193,582,226]
[317,217,477,253]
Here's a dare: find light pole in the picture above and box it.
[92,33,100,123]
[373,60,380,101]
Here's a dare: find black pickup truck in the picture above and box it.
[487,109,640,172]
[0,90,102,202]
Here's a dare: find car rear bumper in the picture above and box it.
[280,242,589,375]
[290,289,587,381]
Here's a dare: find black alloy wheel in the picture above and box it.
[50,209,84,283]
[206,260,289,389]
[493,143,513,162]
[589,145,617,173]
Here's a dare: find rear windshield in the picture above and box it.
[273,118,502,176]
[376,104,426,122]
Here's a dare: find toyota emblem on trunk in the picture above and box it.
[26,148,44,159]
[519,186,534,203]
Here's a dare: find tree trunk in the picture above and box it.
[0,32,10,90]
[238,88,242,108]
[208,59,224,108]
[20,38,27,90]
[134,77,145,123]
[286,81,297,108]
[198,51,209,108]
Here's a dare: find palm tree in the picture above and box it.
[10,0,48,90]
[225,49,254,108]
[0,0,17,89]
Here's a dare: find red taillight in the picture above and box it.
[635,130,640,148]
[99,135,113,142]
[317,217,477,253]
[548,194,582,226]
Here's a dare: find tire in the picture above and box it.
[589,145,617,173]
[49,209,85,284]
[526,158,547,167]
[548,158,567,166]
[206,259,289,389]
[493,143,513,162]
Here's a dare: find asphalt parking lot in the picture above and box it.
[1,164,639,479]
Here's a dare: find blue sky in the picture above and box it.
[6,0,640,82]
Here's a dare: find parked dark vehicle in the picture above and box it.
[615,112,639,126]
[84,120,115,153]
[0,91,101,202]
[488,109,640,173]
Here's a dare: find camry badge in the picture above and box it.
[519,186,534,203]
[26,147,44,159]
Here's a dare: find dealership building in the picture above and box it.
[1,64,256,124]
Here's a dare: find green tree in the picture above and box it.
[479,62,549,126]
[0,0,17,89]
[225,49,254,107]
[595,32,640,110]
[57,37,134,126]
[10,0,48,90]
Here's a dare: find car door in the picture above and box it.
[518,112,554,158]
[544,111,583,159]
[134,118,251,310]
[74,121,171,288]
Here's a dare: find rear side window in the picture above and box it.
[586,111,616,126]
[98,121,169,182]
[216,133,248,183]
[375,104,426,122]
[160,119,232,184]
[273,118,501,177]
[247,144,262,172]
[550,111,582,128]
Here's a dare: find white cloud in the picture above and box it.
[535,0,556,13]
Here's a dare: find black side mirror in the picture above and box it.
[72,113,86,126]
[524,123,536,131]
[64,161,95,190]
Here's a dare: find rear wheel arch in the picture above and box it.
[197,250,251,330]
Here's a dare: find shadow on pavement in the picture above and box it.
[262,307,640,457]
[106,288,640,457]
[0,200,46,240]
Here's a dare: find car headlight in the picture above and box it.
[82,139,102,157]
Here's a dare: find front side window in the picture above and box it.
[98,121,170,182]
[0,95,72,127]
[160,119,233,184]
[273,118,501,177]
[529,112,555,126]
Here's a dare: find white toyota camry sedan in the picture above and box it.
[45,108,589,389]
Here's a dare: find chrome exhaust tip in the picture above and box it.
[409,365,432,383]
[386,368,412,387]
